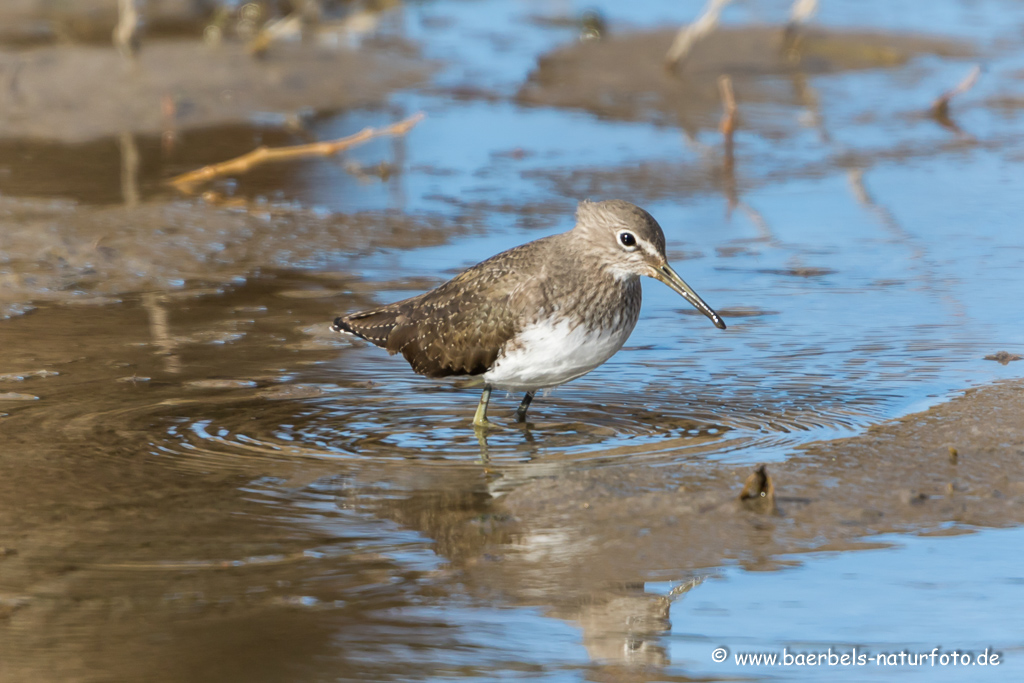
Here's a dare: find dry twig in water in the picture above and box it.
[718,75,737,140]
[113,0,141,58]
[168,112,426,194]
[789,0,819,25]
[931,65,981,121]
[784,0,818,36]
[665,0,732,69]
[715,78,774,242]
[718,75,738,208]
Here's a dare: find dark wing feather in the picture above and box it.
[331,309,400,347]
[332,238,552,378]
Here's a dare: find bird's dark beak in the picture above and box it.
[653,264,727,330]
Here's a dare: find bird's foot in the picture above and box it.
[473,417,503,432]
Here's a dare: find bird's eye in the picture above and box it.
[619,232,637,248]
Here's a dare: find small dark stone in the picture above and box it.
[984,351,1022,365]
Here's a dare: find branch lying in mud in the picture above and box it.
[930,64,981,122]
[168,112,425,195]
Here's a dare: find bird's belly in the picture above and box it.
[483,317,634,391]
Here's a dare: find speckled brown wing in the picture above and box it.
[333,238,553,378]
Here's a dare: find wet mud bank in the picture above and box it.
[0,198,468,319]
[0,21,431,143]
[353,379,1024,607]
[517,26,972,130]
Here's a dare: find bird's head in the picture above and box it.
[574,199,727,330]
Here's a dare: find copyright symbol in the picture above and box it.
[712,647,728,663]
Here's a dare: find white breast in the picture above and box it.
[482,316,635,391]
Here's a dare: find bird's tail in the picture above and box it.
[331,308,400,349]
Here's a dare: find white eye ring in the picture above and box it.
[618,231,638,250]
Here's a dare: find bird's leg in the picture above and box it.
[514,391,535,423]
[473,385,493,429]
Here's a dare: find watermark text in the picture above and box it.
[711,646,1001,668]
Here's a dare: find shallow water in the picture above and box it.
[2,0,1024,680]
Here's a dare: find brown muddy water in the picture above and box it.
[2,0,1024,681]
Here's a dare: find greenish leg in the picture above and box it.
[514,391,535,423]
[473,385,493,429]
